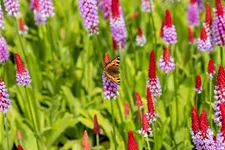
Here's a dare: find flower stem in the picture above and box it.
[25,87,41,150]
[4,114,9,150]
[96,134,99,150]
[110,100,117,150]
[146,136,151,150]
[195,94,198,109]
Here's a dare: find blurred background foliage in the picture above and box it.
[0,0,222,149]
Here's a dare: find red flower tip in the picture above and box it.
[19,18,25,32]
[148,50,156,79]
[147,87,155,115]
[217,65,225,86]
[142,113,150,131]
[104,53,110,64]
[82,130,91,150]
[163,47,170,62]
[208,58,214,74]
[137,27,143,36]
[220,103,225,135]
[17,130,22,140]
[34,0,40,12]
[199,110,209,138]
[112,38,118,50]
[14,53,26,73]
[190,0,196,4]
[124,102,130,118]
[205,3,212,25]
[188,27,195,43]
[200,27,207,41]
[112,0,120,19]
[191,106,200,134]
[94,114,100,134]
[195,74,202,90]
[160,21,164,38]
[127,130,139,150]
[18,145,24,150]
[129,12,139,20]
[165,10,173,28]
[135,92,143,106]
[216,0,224,16]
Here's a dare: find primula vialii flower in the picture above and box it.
[141,0,153,13]
[216,103,225,148]
[110,0,127,48]
[158,47,175,73]
[146,87,158,123]
[214,65,225,126]
[147,50,161,98]
[79,0,99,35]
[163,10,177,45]
[82,130,91,150]
[0,36,9,64]
[136,27,146,47]
[190,107,200,148]
[187,0,200,27]
[204,3,213,37]
[212,0,225,46]
[195,74,202,94]
[33,0,47,25]
[3,0,20,17]
[138,113,152,137]
[198,110,216,149]
[102,53,119,100]
[188,27,195,44]
[97,0,111,21]
[190,107,216,150]
[41,0,55,17]
[15,53,31,86]
[124,102,129,118]
[206,58,216,79]
[127,130,139,150]
[18,18,28,35]
[93,114,100,134]
[197,26,214,52]
[0,79,11,114]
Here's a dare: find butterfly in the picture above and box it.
[104,56,120,85]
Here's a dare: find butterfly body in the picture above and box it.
[104,56,120,85]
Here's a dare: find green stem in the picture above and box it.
[150,12,156,46]
[146,137,151,150]
[4,114,9,150]
[209,79,212,127]
[195,94,198,109]
[96,134,99,150]
[25,87,41,150]
[110,100,117,150]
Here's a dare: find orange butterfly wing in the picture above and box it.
[104,56,120,85]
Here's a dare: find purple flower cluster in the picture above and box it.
[78,0,99,35]
[102,72,119,100]
[187,2,200,26]
[110,0,127,48]
[16,69,31,86]
[0,36,9,64]
[147,78,162,98]
[41,0,55,17]
[3,0,20,17]
[0,79,11,114]
[97,0,111,21]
